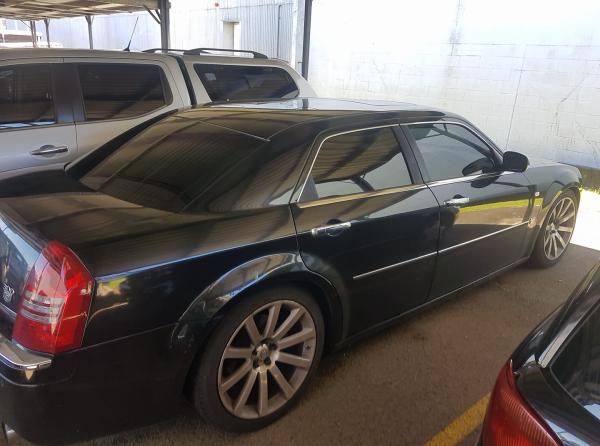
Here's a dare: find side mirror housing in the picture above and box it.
[502,151,529,173]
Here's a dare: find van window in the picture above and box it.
[195,64,299,101]
[78,64,170,121]
[0,64,55,129]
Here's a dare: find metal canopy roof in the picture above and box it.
[0,0,159,20]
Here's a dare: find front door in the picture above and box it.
[291,124,440,336]
[403,122,533,298]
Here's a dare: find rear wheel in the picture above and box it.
[193,286,324,432]
[530,190,578,267]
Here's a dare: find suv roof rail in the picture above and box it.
[184,48,268,59]
[142,47,268,59]
[142,48,188,53]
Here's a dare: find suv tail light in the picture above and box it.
[482,360,560,446]
[12,241,93,354]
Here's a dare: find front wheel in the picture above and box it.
[529,190,578,267]
[193,286,324,432]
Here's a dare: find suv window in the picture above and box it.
[78,64,170,121]
[407,123,496,181]
[0,64,55,129]
[194,64,299,101]
[301,127,413,202]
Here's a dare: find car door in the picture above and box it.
[68,59,186,159]
[291,124,440,336]
[403,121,534,298]
[0,60,78,173]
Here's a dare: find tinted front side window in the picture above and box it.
[407,123,496,181]
[301,127,412,202]
[195,64,299,101]
[78,64,169,121]
[0,64,55,129]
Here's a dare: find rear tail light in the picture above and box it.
[12,241,93,354]
[482,360,560,446]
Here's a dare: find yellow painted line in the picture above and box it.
[423,394,491,446]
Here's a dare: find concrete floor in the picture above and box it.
[12,192,600,446]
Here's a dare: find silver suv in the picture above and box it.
[0,48,315,174]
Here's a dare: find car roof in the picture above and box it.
[169,98,454,139]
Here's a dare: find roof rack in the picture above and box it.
[142,48,188,53]
[143,47,268,59]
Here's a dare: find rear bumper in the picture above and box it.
[0,325,188,444]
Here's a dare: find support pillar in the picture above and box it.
[44,18,50,48]
[159,0,170,50]
[85,15,93,49]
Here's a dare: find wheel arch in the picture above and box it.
[176,253,344,397]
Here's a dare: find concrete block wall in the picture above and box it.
[309,0,600,168]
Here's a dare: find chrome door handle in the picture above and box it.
[311,221,352,237]
[444,197,470,207]
[30,145,69,156]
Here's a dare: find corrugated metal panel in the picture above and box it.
[4,0,295,59]
[171,1,294,62]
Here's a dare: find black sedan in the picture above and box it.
[480,262,600,446]
[0,98,581,443]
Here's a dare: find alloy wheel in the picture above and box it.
[218,300,317,419]
[543,196,576,261]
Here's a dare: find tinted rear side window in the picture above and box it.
[300,127,412,202]
[78,64,170,121]
[0,64,55,129]
[552,304,600,421]
[195,64,299,101]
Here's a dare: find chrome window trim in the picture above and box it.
[438,220,530,254]
[426,171,517,188]
[297,183,427,209]
[0,332,52,371]
[354,251,437,280]
[353,220,530,280]
[296,124,405,203]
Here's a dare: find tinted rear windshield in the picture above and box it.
[195,64,299,102]
[552,303,600,420]
[78,116,280,213]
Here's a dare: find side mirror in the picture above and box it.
[462,157,495,176]
[502,151,529,173]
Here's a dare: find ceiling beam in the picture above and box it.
[0,0,159,21]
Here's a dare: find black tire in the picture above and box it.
[529,189,578,268]
[193,286,325,432]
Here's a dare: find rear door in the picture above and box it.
[291,124,440,336]
[68,58,186,158]
[0,59,78,173]
[403,121,533,298]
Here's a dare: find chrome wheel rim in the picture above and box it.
[218,300,317,419]
[544,196,576,260]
